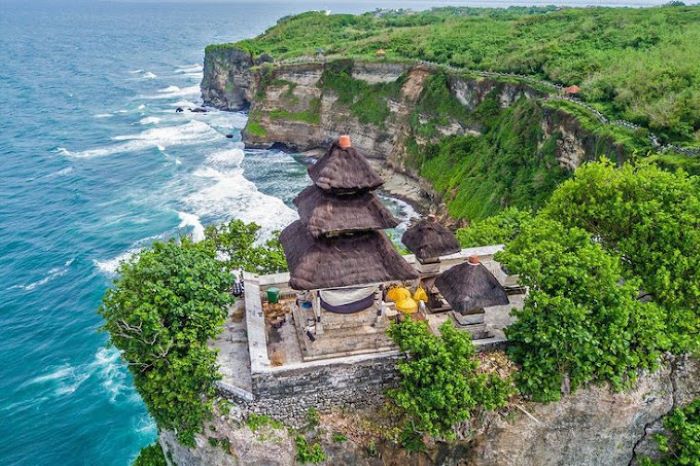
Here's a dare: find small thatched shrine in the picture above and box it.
[434,255,509,335]
[401,215,460,263]
[279,136,418,358]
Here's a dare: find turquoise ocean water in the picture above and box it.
[0,0,674,465]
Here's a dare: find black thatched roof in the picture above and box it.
[401,218,461,260]
[280,220,418,290]
[434,261,509,313]
[308,142,384,192]
[294,186,399,237]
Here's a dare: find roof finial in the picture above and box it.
[338,135,351,149]
[468,255,480,265]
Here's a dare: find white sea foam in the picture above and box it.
[41,167,74,179]
[206,148,245,168]
[93,249,139,276]
[142,71,157,79]
[137,104,146,110]
[184,156,297,235]
[175,64,202,74]
[146,85,199,100]
[11,258,74,291]
[139,116,161,125]
[178,211,205,242]
[21,347,131,401]
[62,120,221,159]
[129,69,144,74]
[94,113,113,119]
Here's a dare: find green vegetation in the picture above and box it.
[268,97,321,124]
[499,218,666,401]
[294,434,327,464]
[245,413,285,432]
[204,219,287,274]
[133,443,167,466]
[321,60,406,126]
[100,240,232,446]
[218,5,700,144]
[456,207,532,247]
[543,160,700,353]
[332,432,347,443]
[414,94,570,220]
[640,398,700,466]
[245,120,268,138]
[453,160,700,401]
[387,319,512,440]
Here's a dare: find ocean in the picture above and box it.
[0,0,676,465]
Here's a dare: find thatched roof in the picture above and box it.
[434,261,509,313]
[401,218,461,260]
[308,142,384,192]
[280,220,418,290]
[294,186,399,237]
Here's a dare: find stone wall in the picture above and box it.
[218,351,401,427]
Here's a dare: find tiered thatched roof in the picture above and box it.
[434,259,509,313]
[401,217,461,260]
[281,221,418,290]
[308,142,384,192]
[294,186,399,238]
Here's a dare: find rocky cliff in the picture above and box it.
[161,355,699,466]
[201,49,630,218]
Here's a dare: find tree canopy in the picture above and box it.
[498,218,667,401]
[100,239,232,445]
[387,319,512,439]
[543,160,700,352]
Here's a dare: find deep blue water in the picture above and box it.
[0,0,677,465]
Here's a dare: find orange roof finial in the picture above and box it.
[468,255,480,265]
[338,135,351,149]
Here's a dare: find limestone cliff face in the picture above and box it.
[160,356,699,466]
[200,49,625,179]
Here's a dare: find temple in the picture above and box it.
[279,135,418,359]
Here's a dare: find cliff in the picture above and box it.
[201,50,637,219]
[161,355,699,466]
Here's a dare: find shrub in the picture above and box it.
[387,319,512,439]
[641,398,700,466]
[499,218,667,401]
[100,239,232,445]
[133,443,166,466]
[456,207,533,247]
[544,160,700,352]
[294,435,326,464]
[204,219,287,274]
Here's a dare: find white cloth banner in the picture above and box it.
[319,286,377,306]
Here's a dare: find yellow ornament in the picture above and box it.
[413,287,428,303]
[386,287,411,303]
[396,297,418,314]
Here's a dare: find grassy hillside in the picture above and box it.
[213,5,700,146]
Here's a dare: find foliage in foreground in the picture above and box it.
[640,398,700,466]
[294,434,327,464]
[100,239,232,445]
[133,442,167,466]
[204,219,287,274]
[387,319,512,439]
[499,218,667,401]
[543,160,700,353]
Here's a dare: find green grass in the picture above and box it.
[268,97,321,124]
[245,413,285,432]
[245,120,268,138]
[209,5,700,144]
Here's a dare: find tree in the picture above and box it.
[543,160,700,352]
[100,239,232,445]
[204,219,287,274]
[499,218,667,401]
[387,319,512,439]
[456,207,533,247]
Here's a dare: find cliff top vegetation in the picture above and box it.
[210,5,700,145]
